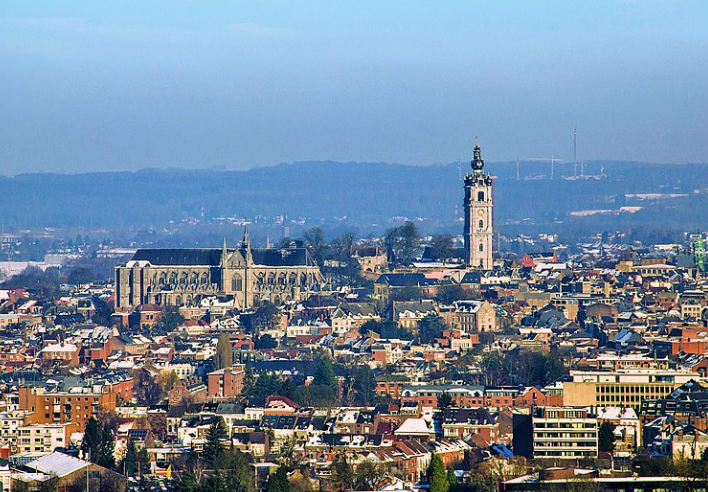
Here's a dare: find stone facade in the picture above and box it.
[115,229,323,311]
[463,139,494,269]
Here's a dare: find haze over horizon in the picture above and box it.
[1,1,707,175]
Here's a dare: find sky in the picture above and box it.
[0,1,707,174]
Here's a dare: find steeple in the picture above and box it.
[242,225,251,250]
[471,137,484,172]
[221,237,228,267]
[241,226,253,266]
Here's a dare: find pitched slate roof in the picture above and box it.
[131,247,314,267]
[376,273,437,287]
[251,248,313,267]
[132,248,222,266]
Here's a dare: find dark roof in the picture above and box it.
[251,360,315,377]
[441,408,495,426]
[131,247,314,267]
[132,249,222,266]
[376,273,436,287]
[251,248,313,267]
[461,271,482,284]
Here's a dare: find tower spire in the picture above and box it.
[222,237,228,267]
[242,225,251,249]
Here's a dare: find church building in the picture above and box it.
[463,139,494,269]
[115,228,323,311]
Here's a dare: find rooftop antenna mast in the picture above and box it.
[574,127,578,177]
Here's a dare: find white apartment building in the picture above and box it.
[533,406,598,460]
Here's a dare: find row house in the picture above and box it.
[40,342,81,366]
[440,407,498,444]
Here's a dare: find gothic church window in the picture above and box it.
[232,274,243,291]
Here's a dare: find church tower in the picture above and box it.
[463,138,494,269]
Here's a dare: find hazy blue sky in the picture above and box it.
[1,1,706,174]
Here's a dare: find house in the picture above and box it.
[393,418,435,441]
[440,408,498,444]
[444,300,496,333]
[392,300,437,331]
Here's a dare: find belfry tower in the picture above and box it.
[463,138,494,269]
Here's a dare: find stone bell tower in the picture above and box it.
[463,138,494,269]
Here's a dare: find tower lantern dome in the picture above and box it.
[471,136,485,172]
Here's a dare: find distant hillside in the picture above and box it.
[1,160,707,237]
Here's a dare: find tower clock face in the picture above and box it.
[477,209,485,217]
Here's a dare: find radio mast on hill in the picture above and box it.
[574,127,578,177]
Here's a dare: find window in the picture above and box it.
[479,244,484,252]
[232,274,243,291]
[478,219,483,229]
[477,191,485,201]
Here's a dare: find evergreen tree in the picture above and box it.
[121,439,151,476]
[313,355,336,389]
[437,392,453,410]
[427,454,449,492]
[98,420,116,469]
[246,373,282,401]
[203,418,228,465]
[599,421,616,453]
[121,438,138,476]
[265,465,289,492]
[215,334,233,370]
[136,447,151,476]
[81,417,102,462]
[446,468,457,490]
[254,333,278,349]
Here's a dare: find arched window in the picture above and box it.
[479,243,484,252]
[478,219,484,229]
[477,191,485,201]
[232,274,243,291]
